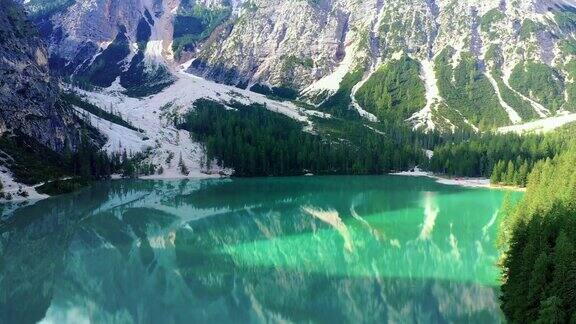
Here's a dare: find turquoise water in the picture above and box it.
[0,176,521,323]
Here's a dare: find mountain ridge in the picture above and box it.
[21,0,576,131]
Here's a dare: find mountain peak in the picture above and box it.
[17,0,576,132]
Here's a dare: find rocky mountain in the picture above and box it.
[21,0,576,132]
[0,0,81,153]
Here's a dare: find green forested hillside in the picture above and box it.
[435,48,509,129]
[429,124,576,187]
[484,45,539,121]
[500,145,576,323]
[180,99,427,176]
[355,55,425,122]
[509,61,565,113]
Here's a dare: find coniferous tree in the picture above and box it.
[500,145,576,323]
[430,124,576,187]
[517,160,530,187]
[536,296,564,324]
[179,99,426,177]
[491,160,504,184]
[178,153,189,175]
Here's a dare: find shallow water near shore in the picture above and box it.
[0,176,522,323]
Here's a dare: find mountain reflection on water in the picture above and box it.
[0,176,520,324]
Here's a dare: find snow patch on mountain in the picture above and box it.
[303,41,356,96]
[498,112,576,134]
[409,59,441,132]
[485,71,522,124]
[457,110,480,133]
[144,40,166,65]
[350,67,379,123]
[143,0,178,64]
[24,0,576,132]
[0,166,48,203]
[502,66,551,118]
[71,68,314,178]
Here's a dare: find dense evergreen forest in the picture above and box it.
[0,126,154,198]
[499,145,576,323]
[179,99,428,176]
[6,91,576,197]
[5,94,573,197]
[355,55,426,122]
[430,124,576,187]
[179,98,576,185]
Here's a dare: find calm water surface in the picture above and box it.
[0,176,521,323]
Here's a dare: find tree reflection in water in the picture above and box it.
[0,176,514,323]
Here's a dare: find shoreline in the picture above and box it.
[1,170,525,205]
[391,170,526,192]
[0,172,226,205]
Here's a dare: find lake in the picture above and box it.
[0,176,521,323]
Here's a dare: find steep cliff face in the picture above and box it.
[18,0,235,96]
[193,0,576,130]
[23,0,576,131]
[0,0,80,153]
[190,0,358,89]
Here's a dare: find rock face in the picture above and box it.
[190,0,356,89]
[23,0,576,130]
[0,0,80,153]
